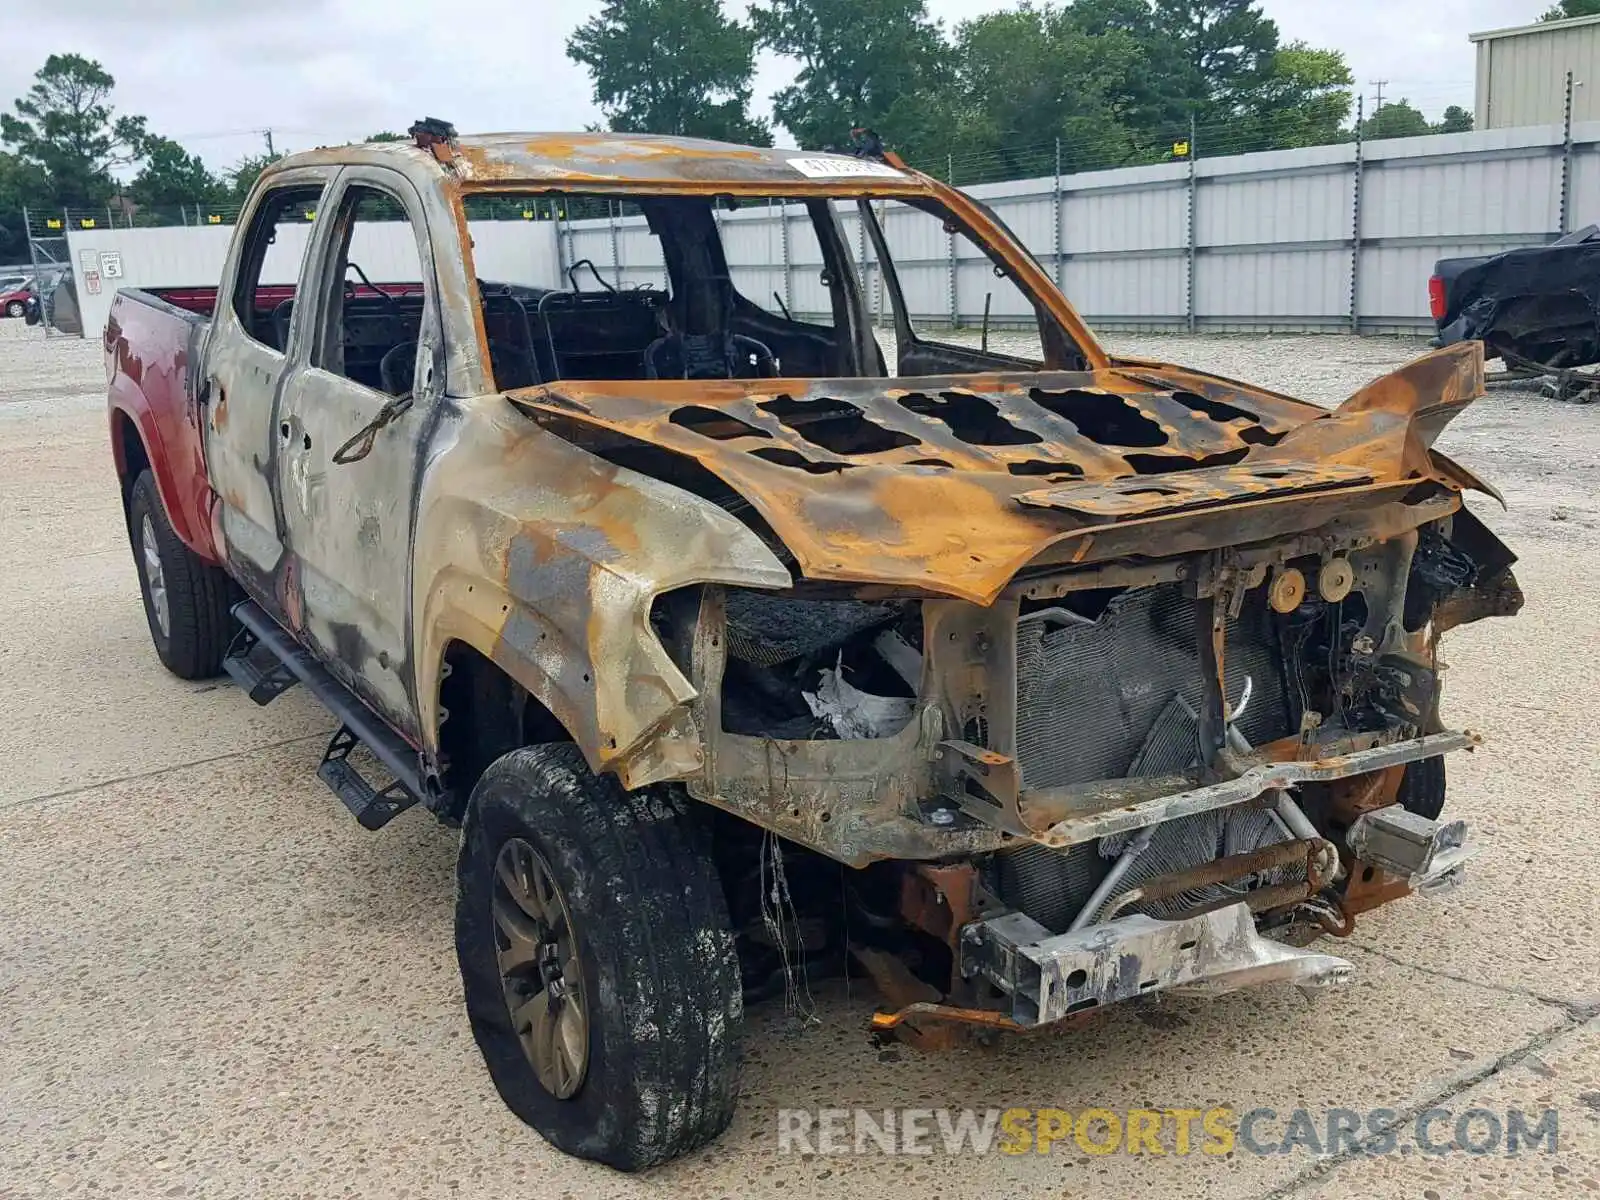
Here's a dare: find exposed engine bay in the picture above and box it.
[493,191,1521,1043]
[662,504,1520,1041]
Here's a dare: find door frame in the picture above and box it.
[203,165,335,621]
[269,165,449,736]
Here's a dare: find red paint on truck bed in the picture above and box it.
[105,291,221,563]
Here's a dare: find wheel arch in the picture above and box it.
[107,392,219,560]
[433,638,572,817]
[415,569,702,795]
[109,405,151,522]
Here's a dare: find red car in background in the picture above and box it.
[0,275,33,318]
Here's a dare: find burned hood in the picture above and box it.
[509,344,1487,604]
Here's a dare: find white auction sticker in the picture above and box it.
[787,156,905,179]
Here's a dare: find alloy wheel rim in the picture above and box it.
[491,837,589,1099]
[140,514,169,638]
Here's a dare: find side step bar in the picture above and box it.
[223,601,428,830]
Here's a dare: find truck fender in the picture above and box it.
[411,400,790,790]
[105,299,221,563]
[108,385,218,561]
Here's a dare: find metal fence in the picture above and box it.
[552,117,1595,335]
[56,108,1600,340]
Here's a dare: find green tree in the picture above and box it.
[226,152,283,203]
[1153,0,1281,121]
[0,54,149,209]
[128,136,222,210]
[1226,41,1353,152]
[1543,0,1600,18]
[1064,0,1196,135]
[0,150,51,259]
[568,0,770,145]
[750,0,950,161]
[940,4,1149,177]
[0,151,49,212]
[365,131,405,142]
[1361,99,1432,140]
[1435,104,1474,134]
[930,3,1354,177]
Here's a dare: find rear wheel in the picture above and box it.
[4,300,23,318]
[128,469,237,679]
[456,744,742,1170]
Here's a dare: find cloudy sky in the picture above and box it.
[0,0,1549,174]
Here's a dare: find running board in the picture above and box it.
[225,601,427,830]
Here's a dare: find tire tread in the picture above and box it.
[456,744,740,1170]
[129,469,237,679]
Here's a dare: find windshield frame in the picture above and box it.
[451,170,1109,375]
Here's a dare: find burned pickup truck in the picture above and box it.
[107,124,1520,1169]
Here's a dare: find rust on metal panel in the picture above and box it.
[1015,462,1375,519]
[409,396,791,787]
[1339,860,1416,915]
[867,1002,1053,1037]
[1100,838,1335,921]
[1014,729,1480,847]
[507,343,1490,605]
[1321,766,1405,822]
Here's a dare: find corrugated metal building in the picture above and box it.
[1473,12,1600,129]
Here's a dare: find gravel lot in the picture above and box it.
[1,316,1597,1199]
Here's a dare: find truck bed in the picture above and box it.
[105,288,219,562]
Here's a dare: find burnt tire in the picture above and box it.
[456,744,742,1171]
[128,469,237,679]
[1397,755,1447,821]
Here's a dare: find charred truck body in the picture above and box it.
[106,127,1522,1169]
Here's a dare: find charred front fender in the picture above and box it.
[412,396,790,789]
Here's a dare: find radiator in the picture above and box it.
[1014,584,1292,790]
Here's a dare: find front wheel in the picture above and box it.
[4,300,24,318]
[455,744,743,1170]
[1397,755,1446,821]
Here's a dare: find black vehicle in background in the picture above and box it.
[1430,226,1600,375]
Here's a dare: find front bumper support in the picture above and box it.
[960,902,1354,1026]
[1017,729,1481,847]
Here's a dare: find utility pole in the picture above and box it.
[263,128,276,157]
[1370,80,1387,113]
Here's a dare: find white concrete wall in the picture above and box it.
[69,218,559,344]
